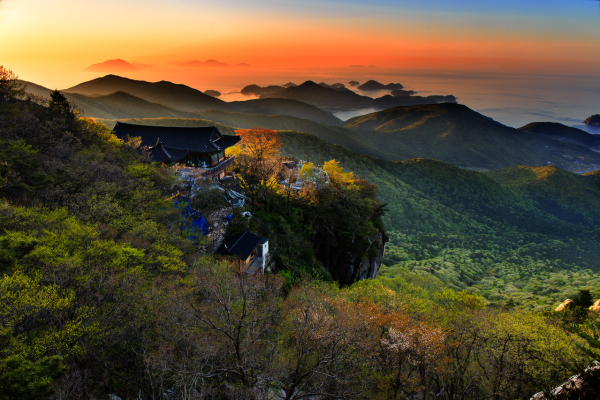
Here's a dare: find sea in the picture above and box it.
[207,69,600,133]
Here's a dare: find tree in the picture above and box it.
[234,128,282,162]
[0,139,52,201]
[279,283,379,399]
[160,257,284,397]
[323,159,354,185]
[0,331,66,400]
[256,156,283,212]
[279,167,300,215]
[378,312,449,399]
[47,90,77,123]
[0,66,26,103]
[232,129,284,214]
[233,153,263,214]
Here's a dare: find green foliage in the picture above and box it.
[0,139,51,200]
[0,81,595,398]
[0,350,66,400]
[276,129,600,310]
[342,103,600,171]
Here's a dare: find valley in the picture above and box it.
[4,0,600,395]
[13,71,600,330]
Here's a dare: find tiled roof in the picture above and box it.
[213,135,241,151]
[148,143,173,163]
[113,122,240,154]
[147,142,190,162]
[215,230,265,260]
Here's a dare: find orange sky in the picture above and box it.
[1,0,599,89]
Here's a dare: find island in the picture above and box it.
[204,90,221,98]
[584,114,600,127]
[357,80,403,91]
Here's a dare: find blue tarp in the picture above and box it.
[174,197,211,236]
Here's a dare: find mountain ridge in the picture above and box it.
[342,103,600,170]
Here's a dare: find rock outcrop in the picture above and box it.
[555,299,575,311]
[531,362,600,400]
[313,228,387,284]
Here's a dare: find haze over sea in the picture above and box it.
[196,68,600,133]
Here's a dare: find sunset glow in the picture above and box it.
[1,0,599,89]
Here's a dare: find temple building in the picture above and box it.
[113,122,241,179]
[215,230,269,273]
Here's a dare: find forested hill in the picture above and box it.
[277,129,600,311]
[2,80,599,398]
[21,77,341,124]
[342,103,600,170]
[64,74,228,111]
[519,121,600,148]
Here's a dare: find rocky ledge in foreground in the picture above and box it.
[531,362,600,400]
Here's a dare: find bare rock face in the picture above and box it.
[590,299,600,313]
[531,361,600,400]
[555,299,575,312]
[354,234,386,281]
[312,228,387,284]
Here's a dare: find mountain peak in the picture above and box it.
[83,59,141,73]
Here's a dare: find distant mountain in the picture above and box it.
[318,82,350,91]
[56,75,341,124]
[64,75,228,112]
[170,59,229,67]
[391,89,416,97]
[261,80,375,108]
[585,114,600,127]
[204,90,221,98]
[240,84,286,96]
[342,103,600,170]
[348,81,360,87]
[519,122,600,149]
[18,80,53,98]
[357,80,403,91]
[83,59,141,72]
[227,98,342,125]
[66,91,192,119]
[282,82,297,88]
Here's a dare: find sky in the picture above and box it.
[1,0,600,89]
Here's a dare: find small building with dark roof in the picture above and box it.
[113,122,241,179]
[215,230,269,272]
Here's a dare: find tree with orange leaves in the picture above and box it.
[232,128,283,213]
[234,128,282,162]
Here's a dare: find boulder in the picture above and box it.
[555,299,575,311]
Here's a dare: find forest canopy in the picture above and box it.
[1,68,599,399]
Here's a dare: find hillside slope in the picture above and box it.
[63,75,341,123]
[65,75,227,111]
[343,103,600,170]
[93,116,600,309]
[486,165,600,224]
[519,122,600,149]
[228,98,341,125]
[67,92,193,119]
[261,80,375,108]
